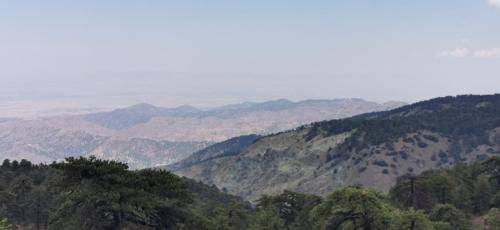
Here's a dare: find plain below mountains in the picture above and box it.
[0,98,403,169]
[170,94,500,201]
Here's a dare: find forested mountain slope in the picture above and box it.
[174,94,500,201]
[2,157,499,229]
[165,134,261,171]
[0,157,249,229]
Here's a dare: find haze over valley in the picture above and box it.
[1,1,500,229]
[0,98,403,168]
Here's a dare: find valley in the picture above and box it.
[0,98,402,168]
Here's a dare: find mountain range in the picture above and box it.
[0,98,403,168]
[169,94,500,201]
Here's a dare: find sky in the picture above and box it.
[1,0,500,113]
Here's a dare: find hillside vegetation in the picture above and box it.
[174,95,500,200]
[0,157,499,229]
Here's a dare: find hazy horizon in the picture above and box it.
[1,1,500,116]
[1,93,408,118]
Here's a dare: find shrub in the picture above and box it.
[423,135,439,143]
[417,142,428,148]
[373,160,389,167]
[0,218,12,230]
[428,204,470,230]
[485,208,500,229]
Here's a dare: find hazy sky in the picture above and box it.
[1,0,500,109]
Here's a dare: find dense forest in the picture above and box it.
[0,157,499,230]
[304,95,500,152]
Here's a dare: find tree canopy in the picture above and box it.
[1,156,498,229]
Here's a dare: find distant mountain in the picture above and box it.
[83,99,406,131]
[199,99,296,118]
[79,98,405,143]
[172,94,500,201]
[84,103,201,129]
[0,98,404,168]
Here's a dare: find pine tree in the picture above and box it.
[390,209,434,230]
[472,175,493,214]
[310,187,396,230]
[428,204,470,230]
[389,174,434,210]
[249,209,286,230]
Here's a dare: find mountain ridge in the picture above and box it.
[172,94,500,201]
[0,98,404,169]
[82,98,406,129]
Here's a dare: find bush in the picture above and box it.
[491,191,500,208]
[417,142,428,148]
[485,208,500,229]
[0,218,11,230]
[373,160,389,167]
[428,204,470,230]
[423,135,439,143]
[399,151,409,160]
